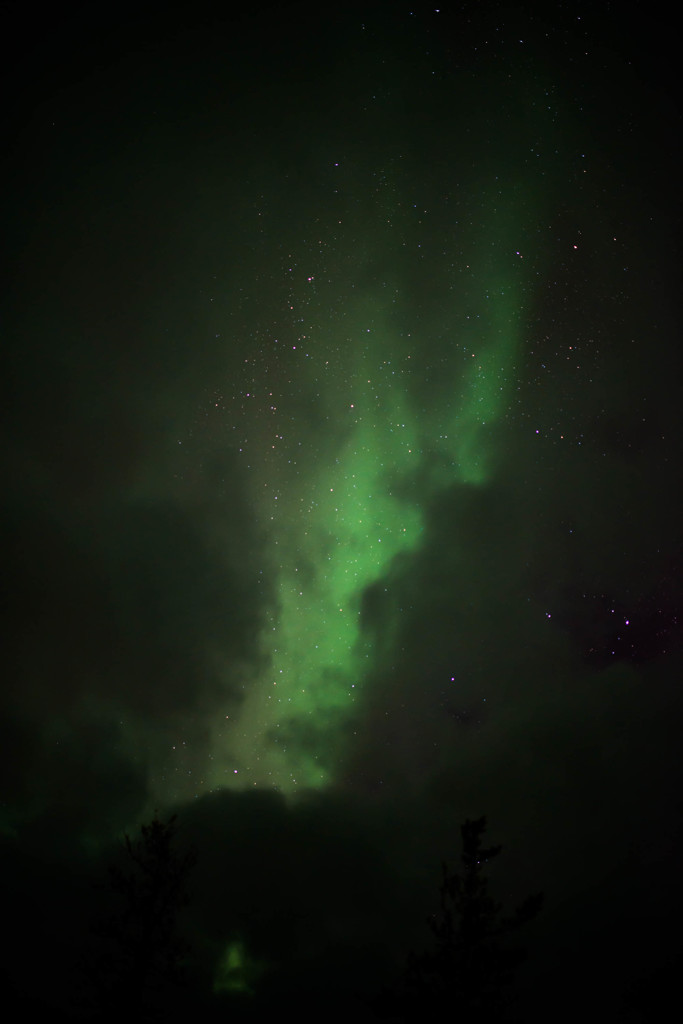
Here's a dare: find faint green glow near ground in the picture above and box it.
[213,938,260,995]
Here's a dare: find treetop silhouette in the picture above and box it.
[404,816,543,1023]
[88,813,197,1022]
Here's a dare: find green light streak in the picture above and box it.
[208,194,527,794]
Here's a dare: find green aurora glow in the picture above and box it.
[204,192,530,793]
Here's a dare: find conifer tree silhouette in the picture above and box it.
[89,813,196,1022]
[404,817,543,1023]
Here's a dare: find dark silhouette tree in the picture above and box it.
[88,813,197,1022]
[402,817,543,1023]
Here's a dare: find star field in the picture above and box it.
[134,4,679,799]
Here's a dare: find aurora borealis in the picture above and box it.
[3,2,681,1021]
[202,180,530,794]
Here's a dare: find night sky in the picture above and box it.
[3,2,681,1021]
